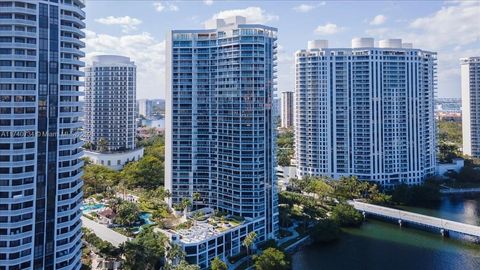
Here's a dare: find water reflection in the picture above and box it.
[292,196,480,270]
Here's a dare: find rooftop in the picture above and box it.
[159,210,250,244]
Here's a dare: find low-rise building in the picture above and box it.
[84,148,144,171]
[97,208,116,225]
[159,212,262,269]
[437,159,465,178]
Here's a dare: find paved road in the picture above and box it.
[81,217,130,247]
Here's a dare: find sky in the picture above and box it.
[84,0,480,99]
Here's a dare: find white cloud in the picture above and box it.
[408,2,479,49]
[293,4,315,12]
[169,3,179,11]
[153,1,179,12]
[204,0,214,5]
[205,7,279,26]
[314,23,345,35]
[95,16,142,33]
[84,30,166,99]
[365,2,480,97]
[369,14,387,25]
[293,2,326,12]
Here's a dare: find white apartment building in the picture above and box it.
[137,98,153,119]
[165,16,278,268]
[0,0,85,269]
[295,38,437,186]
[281,91,294,128]
[461,57,480,158]
[83,55,142,170]
[84,55,136,152]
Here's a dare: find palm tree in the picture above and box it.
[97,138,108,153]
[167,244,185,266]
[110,197,123,214]
[181,198,192,216]
[192,192,201,210]
[242,232,257,255]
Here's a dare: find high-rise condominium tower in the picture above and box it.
[295,38,437,186]
[461,57,480,158]
[137,99,153,119]
[281,91,294,128]
[165,16,278,267]
[83,55,142,170]
[84,55,136,152]
[0,0,85,269]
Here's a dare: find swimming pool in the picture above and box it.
[81,203,105,213]
[139,212,155,225]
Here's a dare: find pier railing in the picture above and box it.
[349,201,480,237]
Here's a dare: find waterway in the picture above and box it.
[142,118,165,129]
[292,195,480,270]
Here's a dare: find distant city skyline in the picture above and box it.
[84,1,480,99]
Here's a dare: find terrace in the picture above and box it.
[161,208,247,244]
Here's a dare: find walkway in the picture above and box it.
[440,187,480,194]
[349,201,480,237]
[277,223,299,245]
[81,216,130,247]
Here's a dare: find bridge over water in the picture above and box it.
[440,187,480,194]
[349,201,480,238]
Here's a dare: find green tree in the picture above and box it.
[253,248,290,270]
[180,198,192,215]
[115,201,140,226]
[438,142,462,163]
[82,164,119,197]
[121,155,164,189]
[306,178,334,200]
[277,148,294,167]
[391,184,412,205]
[390,180,440,206]
[122,227,169,270]
[438,120,462,146]
[172,260,200,270]
[192,192,202,209]
[331,203,363,227]
[83,141,93,150]
[276,129,295,166]
[447,159,480,185]
[366,184,391,205]
[242,231,257,255]
[97,138,109,152]
[167,244,186,266]
[210,257,227,270]
[109,197,123,214]
[310,219,340,243]
[278,205,292,228]
[332,176,370,200]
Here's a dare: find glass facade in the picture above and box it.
[0,1,85,269]
[165,17,279,249]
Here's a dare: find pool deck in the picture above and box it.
[81,216,130,247]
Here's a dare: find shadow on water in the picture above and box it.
[292,196,480,270]
[293,220,480,270]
